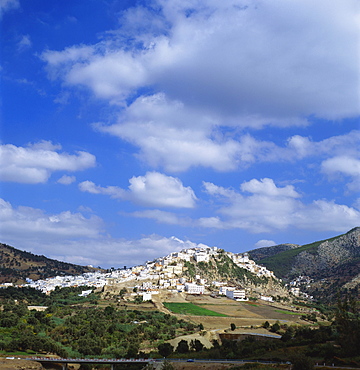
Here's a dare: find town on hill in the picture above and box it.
[4,246,289,304]
[0,229,359,368]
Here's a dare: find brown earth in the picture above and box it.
[0,358,44,370]
[159,294,310,330]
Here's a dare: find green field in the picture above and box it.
[275,309,303,315]
[163,302,228,316]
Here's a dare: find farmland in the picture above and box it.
[163,302,228,317]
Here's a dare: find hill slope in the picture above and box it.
[248,227,360,300]
[0,243,99,283]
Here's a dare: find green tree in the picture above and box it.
[270,321,280,333]
[158,342,173,358]
[191,339,204,352]
[176,339,189,353]
[230,323,236,331]
[291,354,314,370]
[281,326,295,342]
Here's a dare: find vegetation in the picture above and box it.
[0,243,99,283]
[257,234,341,278]
[163,302,227,316]
[0,287,196,358]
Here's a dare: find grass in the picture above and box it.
[275,309,303,316]
[52,317,65,325]
[163,302,228,316]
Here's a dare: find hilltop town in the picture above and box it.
[8,244,298,303]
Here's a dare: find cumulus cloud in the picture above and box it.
[95,93,242,172]
[254,240,277,248]
[240,178,300,198]
[201,178,360,233]
[79,171,197,208]
[49,235,211,268]
[57,175,76,185]
[0,141,96,183]
[321,155,360,193]
[0,198,104,244]
[97,100,359,172]
[41,0,360,173]
[42,0,360,120]
[0,198,211,267]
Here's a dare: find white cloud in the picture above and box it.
[321,155,360,193]
[0,141,96,183]
[42,0,360,121]
[96,93,242,172]
[0,0,19,18]
[321,155,360,177]
[48,235,211,268]
[254,240,277,248]
[0,198,104,244]
[292,200,360,232]
[78,180,125,198]
[41,0,360,173]
[17,34,32,51]
[57,175,76,185]
[0,198,212,267]
[201,178,360,233]
[79,171,197,208]
[240,178,300,198]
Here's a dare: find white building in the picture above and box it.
[142,292,152,301]
[219,286,235,295]
[226,289,246,300]
[260,295,273,302]
[194,253,209,263]
[185,283,205,294]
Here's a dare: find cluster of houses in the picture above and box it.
[6,245,281,302]
[286,275,314,300]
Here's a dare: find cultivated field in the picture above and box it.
[158,293,311,330]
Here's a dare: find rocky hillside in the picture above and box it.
[182,251,288,298]
[0,243,100,284]
[248,243,300,261]
[248,227,360,301]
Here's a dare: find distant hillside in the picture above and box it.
[248,227,360,301]
[0,243,100,284]
[248,243,300,261]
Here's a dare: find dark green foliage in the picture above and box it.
[158,342,173,357]
[184,261,195,278]
[333,293,360,356]
[0,243,99,283]
[230,323,236,331]
[190,339,203,352]
[270,321,280,333]
[0,291,194,358]
[291,353,314,370]
[176,339,189,353]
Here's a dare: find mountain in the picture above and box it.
[247,227,360,301]
[0,243,99,284]
[247,243,300,261]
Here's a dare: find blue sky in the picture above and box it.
[1,0,359,268]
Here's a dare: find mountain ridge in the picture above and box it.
[247,227,360,301]
[0,243,100,284]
